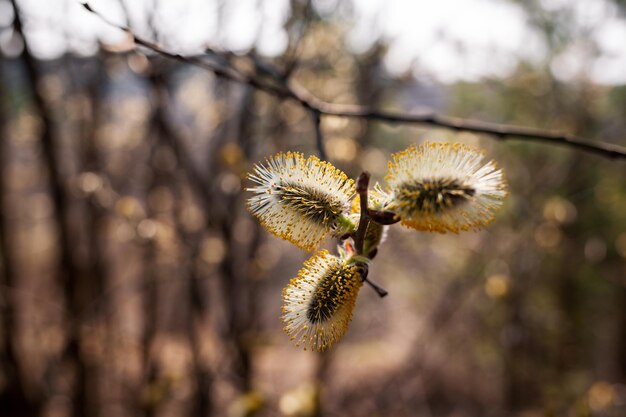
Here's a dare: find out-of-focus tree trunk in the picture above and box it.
[10,1,88,416]
[75,52,109,417]
[216,85,257,393]
[149,68,214,417]
[0,53,44,417]
[140,81,168,417]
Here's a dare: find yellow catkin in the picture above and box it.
[385,142,507,233]
[281,251,364,351]
[247,152,356,250]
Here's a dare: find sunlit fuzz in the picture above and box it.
[281,250,365,351]
[349,182,390,213]
[247,152,356,251]
[385,142,507,233]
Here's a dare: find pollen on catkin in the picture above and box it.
[281,250,365,352]
[385,142,507,233]
[246,152,356,251]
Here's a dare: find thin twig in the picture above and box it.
[81,3,290,98]
[79,1,626,160]
[366,279,388,298]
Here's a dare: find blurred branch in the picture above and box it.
[282,0,315,78]
[148,71,212,416]
[149,80,214,217]
[215,86,258,393]
[312,109,326,159]
[80,2,626,160]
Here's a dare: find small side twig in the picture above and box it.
[364,278,388,298]
[368,209,399,225]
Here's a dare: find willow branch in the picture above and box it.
[80,2,626,160]
[353,172,370,256]
[352,172,388,298]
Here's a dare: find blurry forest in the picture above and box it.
[1,0,626,416]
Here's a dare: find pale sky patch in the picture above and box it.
[3,0,626,84]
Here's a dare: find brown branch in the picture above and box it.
[80,2,626,160]
[354,172,371,256]
[288,83,626,159]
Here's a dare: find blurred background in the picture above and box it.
[1,0,626,416]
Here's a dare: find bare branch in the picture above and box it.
[80,2,626,160]
[81,3,290,98]
[287,83,626,160]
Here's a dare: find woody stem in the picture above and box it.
[353,172,388,298]
[354,172,371,256]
